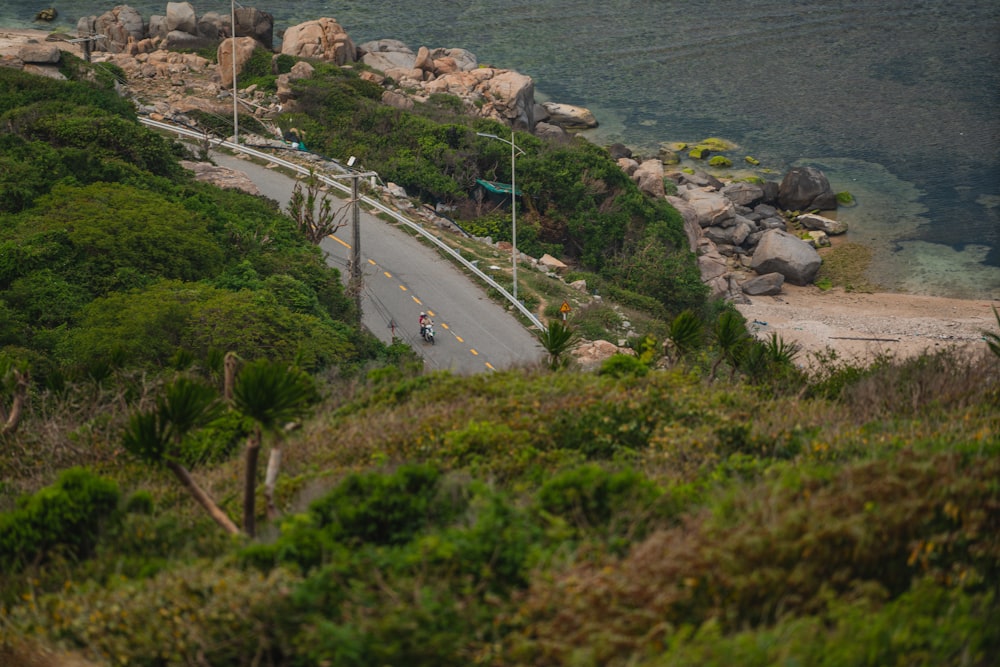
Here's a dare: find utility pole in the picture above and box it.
[230,0,239,145]
[67,33,106,63]
[476,131,525,302]
[350,172,362,316]
[327,156,376,323]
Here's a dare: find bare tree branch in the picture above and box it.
[287,170,349,244]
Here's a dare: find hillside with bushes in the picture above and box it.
[1,52,999,667]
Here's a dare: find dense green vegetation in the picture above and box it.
[0,66,383,386]
[275,61,708,318]
[2,52,999,667]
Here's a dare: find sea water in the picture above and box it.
[5,0,998,298]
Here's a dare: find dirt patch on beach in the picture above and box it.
[736,285,999,367]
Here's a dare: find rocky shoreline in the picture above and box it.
[2,13,997,363]
[2,6,851,301]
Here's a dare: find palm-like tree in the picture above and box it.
[710,309,752,381]
[231,359,316,537]
[535,319,581,370]
[667,309,704,361]
[740,333,802,383]
[122,377,238,534]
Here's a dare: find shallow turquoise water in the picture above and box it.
[5,0,999,297]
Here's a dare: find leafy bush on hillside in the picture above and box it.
[0,468,120,571]
[6,103,183,178]
[503,448,1000,665]
[537,464,664,549]
[0,66,134,119]
[0,63,374,383]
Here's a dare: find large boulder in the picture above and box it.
[677,186,736,227]
[665,195,704,252]
[697,249,730,282]
[163,30,217,51]
[741,272,785,296]
[720,181,764,207]
[165,2,197,34]
[632,159,665,198]
[360,43,416,79]
[478,70,535,129]
[534,122,570,142]
[196,11,226,40]
[778,166,837,212]
[82,5,146,53]
[8,42,61,64]
[234,7,274,50]
[703,217,752,247]
[281,18,356,65]
[422,68,535,129]
[749,229,822,286]
[541,102,598,129]
[429,47,477,72]
[217,36,258,89]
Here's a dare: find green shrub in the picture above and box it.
[537,464,663,547]
[656,579,997,666]
[548,393,658,458]
[441,420,530,467]
[242,464,471,573]
[3,562,301,666]
[237,47,279,91]
[308,464,463,547]
[598,353,648,378]
[123,490,154,515]
[0,467,120,570]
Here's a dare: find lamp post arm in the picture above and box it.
[476,131,525,300]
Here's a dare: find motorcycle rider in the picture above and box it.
[419,311,430,337]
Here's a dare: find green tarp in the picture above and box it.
[475,179,521,196]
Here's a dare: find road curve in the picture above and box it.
[210,151,544,374]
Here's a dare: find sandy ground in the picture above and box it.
[736,284,999,366]
[0,28,82,54]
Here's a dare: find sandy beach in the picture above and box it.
[736,284,999,366]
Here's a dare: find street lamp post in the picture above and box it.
[230,0,238,144]
[477,131,525,302]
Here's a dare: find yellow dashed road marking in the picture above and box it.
[470,349,479,356]
[330,236,350,248]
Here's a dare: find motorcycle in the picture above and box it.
[420,320,435,345]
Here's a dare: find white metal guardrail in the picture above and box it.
[140,117,544,330]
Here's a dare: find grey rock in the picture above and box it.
[778,166,835,212]
[749,229,822,286]
[721,181,764,207]
[798,212,848,235]
[741,272,785,296]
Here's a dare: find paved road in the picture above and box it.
[211,152,544,373]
